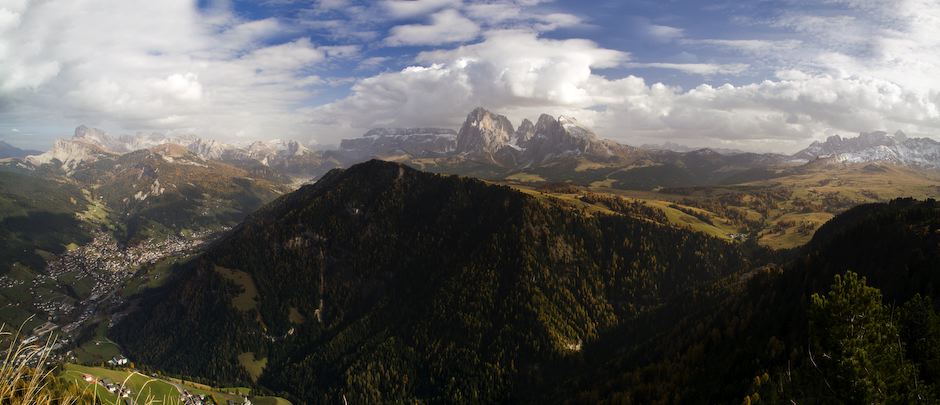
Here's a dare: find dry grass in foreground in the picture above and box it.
[0,320,182,404]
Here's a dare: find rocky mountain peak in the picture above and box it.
[451,108,629,166]
[26,138,111,175]
[456,107,515,158]
[187,138,230,160]
[824,134,843,144]
[514,119,535,145]
[557,115,598,140]
[793,130,940,167]
[534,113,558,132]
[73,125,111,145]
[857,131,893,148]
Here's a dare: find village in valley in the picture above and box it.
[0,227,286,404]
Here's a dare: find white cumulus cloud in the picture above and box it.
[0,0,339,146]
[386,9,481,46]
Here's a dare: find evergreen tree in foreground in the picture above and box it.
[808,272,925,403]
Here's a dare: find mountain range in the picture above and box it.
[110,159,940,403]
[19,108,940,187]
[6,128,291,248]
[3,107,940,403]
[25,125,330,180]
[791,130,940,167]
[3,107,939,256]
[338,127,457,161]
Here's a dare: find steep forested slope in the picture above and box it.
[0,165,92,269]
[552,198,940,403]
[113,159,751,403]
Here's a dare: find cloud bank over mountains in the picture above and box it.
[2,0,940,153]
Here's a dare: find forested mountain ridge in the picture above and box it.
[551,198,940,403]
[112,159,753,403]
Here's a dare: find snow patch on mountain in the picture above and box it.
[793,131,940,167]
[27,125,322,173]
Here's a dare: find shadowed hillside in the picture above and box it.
[113,159,751,403]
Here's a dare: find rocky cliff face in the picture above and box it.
[26,138,113,174]
[514,118,535,145]
[452,107,630,166]
[321,107,631,169]
[519,114,608,163]
[455,107,516,162]
[187,138,230,160]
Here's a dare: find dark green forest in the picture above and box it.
[112,160,940,404]
[553,198,940,404]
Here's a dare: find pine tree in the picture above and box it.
[809,271,924,403]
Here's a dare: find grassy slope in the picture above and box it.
[62,364,179,403]
[61,364,291,405]
[746,163,940,247]
[507,183,741,242]
[500,163,940,249]
[70,322,123,365]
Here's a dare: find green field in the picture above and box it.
[70,322,122,365]
[60,364,291,405]
[121,255,191,297]
[238,352,267,382]
[62,364,179,404]
[215,266,259,311]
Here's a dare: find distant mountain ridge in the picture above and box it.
[793,130,940,167]
[26,125,329,179]
[19,109,940,191]
[339,127,456,160]
[0,141,39,159]
[641,141,747,156]
[10,125,291,244]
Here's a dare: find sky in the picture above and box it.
[2,0,940,153]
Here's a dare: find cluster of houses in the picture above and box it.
[107,355,129,367]
[728,232,750,241]
[82,374,131,398]
[80,370,260,405]
[179,390,212,405]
